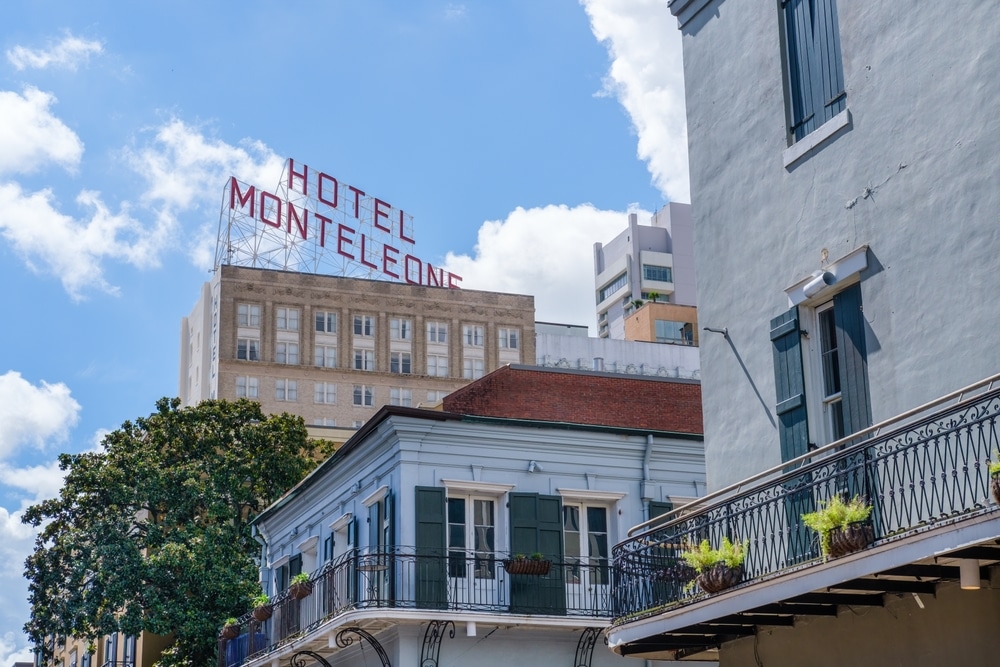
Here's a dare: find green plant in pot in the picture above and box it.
[801,495,873,560]
[989,453,1000,505]
[288,572,313,600]
[681,537,747,594]
[221,617,240,640]
[251,592,273,622]
[503,551,551,575]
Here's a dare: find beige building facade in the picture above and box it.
[180,265,535,428]
[623,301,699,347]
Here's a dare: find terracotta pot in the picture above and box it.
[251,604,273,622]
[289,581,313,600]
[991,474,1000,506]
[503,558,552,576]
[828,522,874,558]
[696,563,743,594]
[221,624,240,640]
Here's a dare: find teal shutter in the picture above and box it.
[509,493,566,615]
[414,486,447,609]
[833,283,872,438]
[771,307,811,462]
[783,0,845,140]
[289,554,302,577]
[648,500,673,522]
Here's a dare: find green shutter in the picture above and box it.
[648,500,673,521]
[771,307,810,462]
[509,493,566,615]
[414,486,447,609]
[833,283,872,438]
[289,553,302,577]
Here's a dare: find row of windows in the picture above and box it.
[236,376,423,408]
[642,264,673,283]
[597,272,628,304]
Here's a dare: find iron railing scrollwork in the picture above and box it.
[611,384,1000,623]
[335,628,390,667]
[419,620,455,667]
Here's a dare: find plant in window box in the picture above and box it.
[801,495,874,560]
[288,572,313,600]
[220,617,240,640]
[988,454,1000,505]
[251,592,273,622]
[681,537,747,594]
[503,552,551,576]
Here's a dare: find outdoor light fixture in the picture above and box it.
[802,270,836,297]
[960,559,981,590]
[527,460,544,473]
[467,621,477,637]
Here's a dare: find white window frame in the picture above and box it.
[314,382,337,404]
[427,354,449,377]
[390,387,412,407]
[276,342,299,365]
[276,379,298,402]
[277,307,300,331]
[463,357,484,380]
[353,314,375,337]
[237,338,260,361]
[238,303,261,328]
[353,348,375,371]
[315,310,338,333]
[314,344,337,368]
[427,321,448,344]
[390,351,411,374]
[390,318,412,340]
[463,325,484,347]
[498,328,519,349]
[353,384,374,407]
[236,376,259,399]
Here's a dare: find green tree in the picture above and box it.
[23,398,320,667]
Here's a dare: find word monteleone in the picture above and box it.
[228,158,463,288]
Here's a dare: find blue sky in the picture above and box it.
[0,1,687,660]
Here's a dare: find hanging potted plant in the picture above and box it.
[503,552,551,576]
[681,537,747,594]
[221,617,240,640]
[288,572,313,600]
[251,593,273,622]
[989,454,1000,506]
[802,495,874,560]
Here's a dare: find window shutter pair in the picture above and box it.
[783,0,846,140]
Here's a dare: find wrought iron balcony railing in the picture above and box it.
[219,548,612,667]
[612,375,1000,624]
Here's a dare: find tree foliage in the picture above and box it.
[23,398,320,667]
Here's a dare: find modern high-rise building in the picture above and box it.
[593,203,697,339]
[180,265,535,428]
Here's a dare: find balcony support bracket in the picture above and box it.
[335,627,391,667]
[574,627,607,667]
[290,651,333,667]
[419,620,455,667]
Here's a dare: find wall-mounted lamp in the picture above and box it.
[703,326,729,339]
[960,558,981,590]
[802,270,836,298]
[527,460,544,473]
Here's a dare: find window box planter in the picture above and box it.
[251,604,273,623]
[827,521,875,558]
[503,557,551,576]
[221,621,240,640]
[696,563,744,594]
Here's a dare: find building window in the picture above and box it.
[463,358,484,380]
[236,376,259,398]
[314,382,337,404]
[276,379,298,402]
[597,272,628,304]
[314,344,337,368]
[237,338,260,361]
[782,0,846,141]
[642,264,673,283]
[276,307,300,331]
[427,321,448,344]
[276,342,299,365]
[426,390,448,403]
[353,349,375,371]
[353,385,374,407]
[238,303,260,327]
[353,315,375,337]
[315,310,338,333]
[390,352,411,374]
[463,325,484,346]
[314,418,337,426]
[655,319,694,344]
[390,318,412,340]
[427,354,449,377]
[498,328,519,349]
[563,505,610,586]
[770,282,870,461]
[390,387,412,407]
[447,496,495,580]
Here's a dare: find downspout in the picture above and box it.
[253,523,271,594]
[641,434,654,502]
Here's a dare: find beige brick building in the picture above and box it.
[180,265,535,428]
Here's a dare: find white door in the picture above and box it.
[448,496,497,607]
[563,505,610,613]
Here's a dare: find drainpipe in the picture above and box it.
[253,523,270,594]
[641,434,654,502]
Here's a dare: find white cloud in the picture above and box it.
[0,182,159,299]
[0,630,35,667]
[6,33,103,71]
[0,460,68,505]
[444,4,468,19]
[0,371,80,459]
[123,118,286,269]
[581,0,690,202]
[442,204,643,331]
[0,87,84,176]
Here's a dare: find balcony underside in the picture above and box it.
[610,501,1000,660]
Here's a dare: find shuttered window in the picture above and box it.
[782,0,846,141]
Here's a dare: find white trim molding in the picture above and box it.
[441,478,516,495]
[270,554,290,569]
[557,488,627,502]
[362,485,389,507]
[785,244,869,306]
[329,512,353,531]
[783,108,852,168]
[296,535,319,554]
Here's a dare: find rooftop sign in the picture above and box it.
[217,158,462,287]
